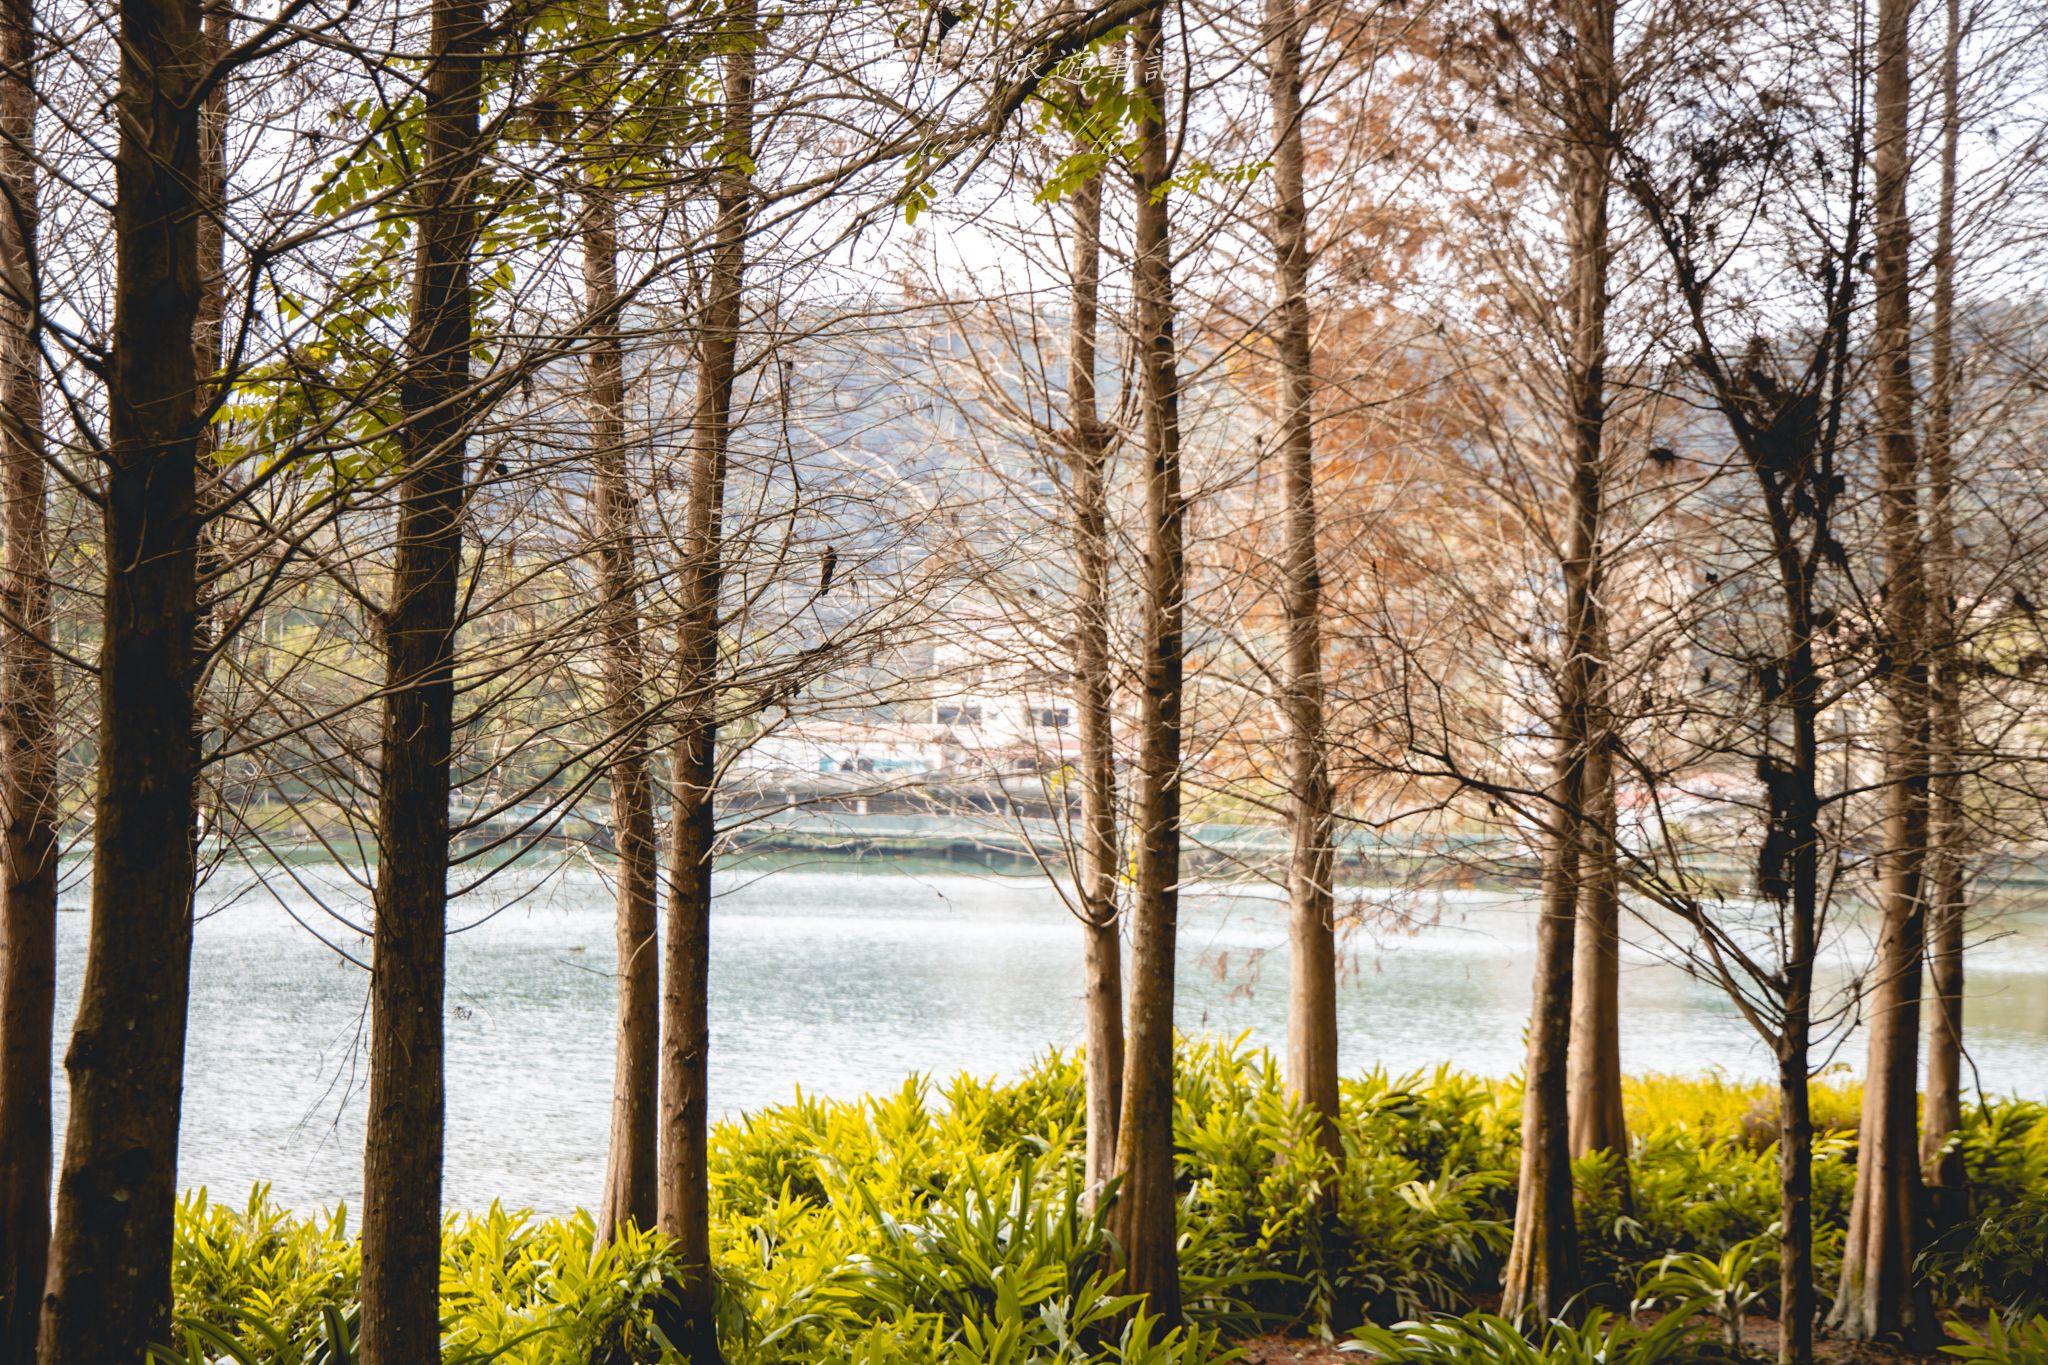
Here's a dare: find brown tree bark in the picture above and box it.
[1919,0,1966,1207]
[656,11,750,1358]
[584,181,662,1242]
[358,0,482,1355]
[191,3,228,825]
[1830,0,1933,1344]
[1108,3,1185,1326]
[1501,795,1582,1325]
[1566,693,1627,1171]
[1501,0,1612,1321]
[1567,598,1628,1205]
[0,0,56,1352]
[1557,0,1626,1181]
[1263,0,1339,1161]
[36,0,207,1353]
[1064,169,1124,1204]
[194,9,226,397]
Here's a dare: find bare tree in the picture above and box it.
[0,0,54,1351]
[1263,0,1340,1161]
[658,5,754,1356]
[1918,0,1967,1209]
[1064,165,1127,1204]
[1832,0,1934,1342]
[1615,15,1872,1344]
[1499,0,1619,1319]
[1109,0,1189,1325]
[37,0,208,1354]
[359,0,484,1354]
[584,170,663,1239]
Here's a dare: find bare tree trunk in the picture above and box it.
[1919,0,1966,1209]
[1559,0,1624,1176]
[1502,0,1612,1321]
[194,7,226,399]
[1080,912,1124,1204]
[1775,1029,1814,1365]
[1775,688,1821,1365]
[1567,609,1627,1173]
[584,181,662,1241]
[1501,796,1582,1324]
[36,0,206,1353]
[1108,3,1185,1326]
[0,0,56,1352]
[1831,0,1932,1343]
[656,11,750,1357]
[358,0,480,1354]
[1065,170,1123,1204]
[191,3,227,823]
[1264,0,1339,1160]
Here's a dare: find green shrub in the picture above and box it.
[1172,1045,1514,1334]
[1943,1315,2048,1365]
[1345,1309,1720,1365]
[1633,1238,1768,1353]
[1588,1125,1852,1314]
[1923,1102,2048,1317]
[157,1050,2048,1364]
[171,1186,359,1352]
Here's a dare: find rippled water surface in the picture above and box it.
[46,858,2048,1215]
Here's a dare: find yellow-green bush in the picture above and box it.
[1619,1071,1862,1146]
[159,1049,2048,1365]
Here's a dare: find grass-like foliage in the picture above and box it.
[157,1043,2048,1363]
[1942,1314,2048,1365]
[1346,1308,1725,1365]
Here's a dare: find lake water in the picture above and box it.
[43,857,2048,1216]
